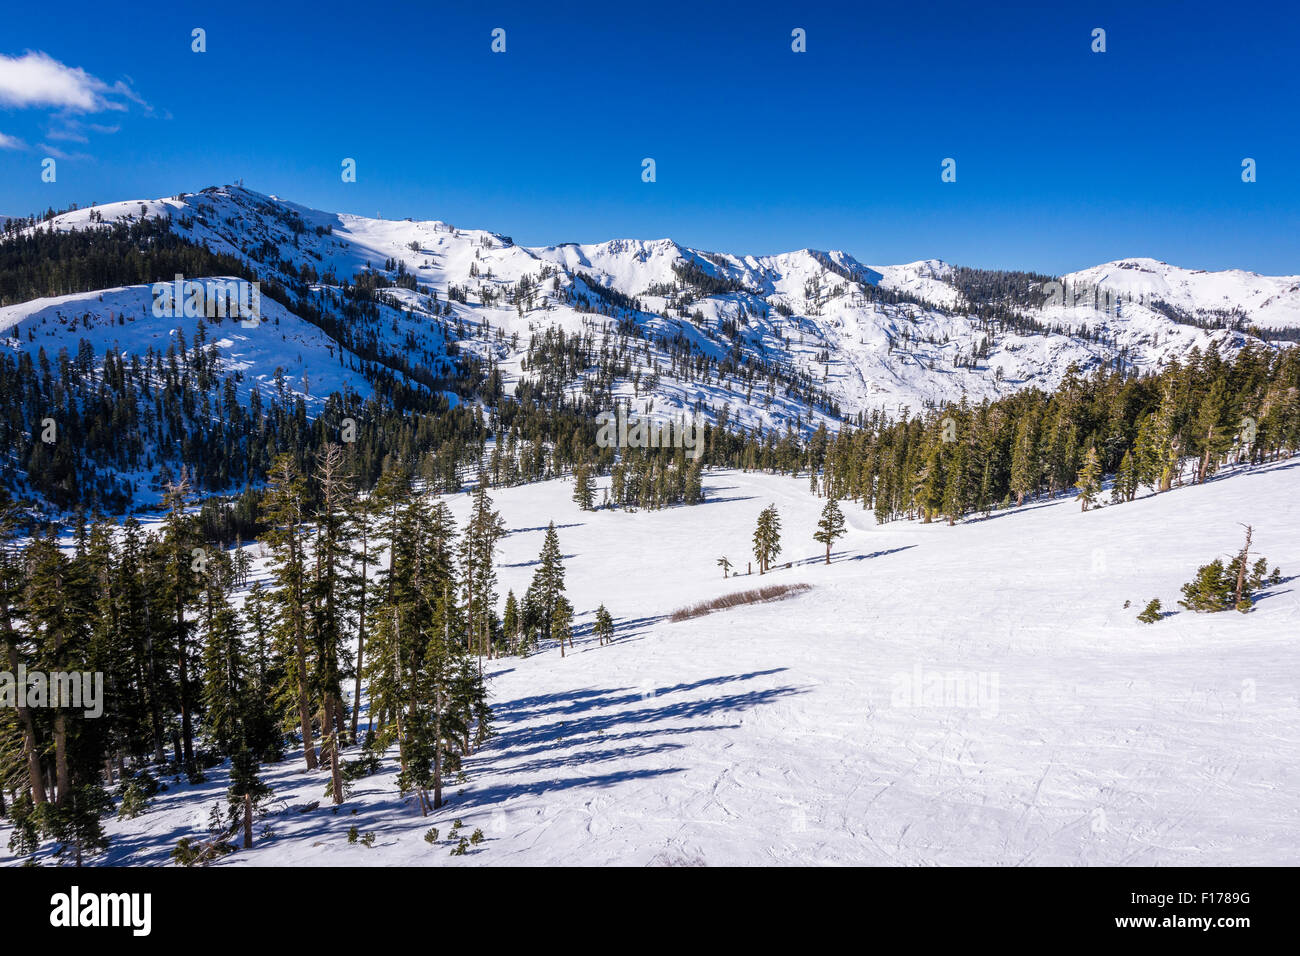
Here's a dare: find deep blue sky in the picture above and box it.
[1,0,1296,275]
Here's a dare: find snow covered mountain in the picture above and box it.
[6,185,1299,433]
[1061,257,1300,331]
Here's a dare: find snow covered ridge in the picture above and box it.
[10,185,1300,426]
[0,284,382,415]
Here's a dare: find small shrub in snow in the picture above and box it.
[1137,599,1163,624]
[117,770,161,819]
[1180,555,1280,613]
[170,835,235,866]
[669,583,812,622]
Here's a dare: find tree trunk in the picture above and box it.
[328,698,344,805]
[1235,526,1253,605]
[177,587,193,765]
[433,639,444,810]
[351,541,367,746]
[3,639,47,804]
[243,792,254,849]
[295,632,317,770]
[53,713,70,806]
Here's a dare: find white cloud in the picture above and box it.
[0,51,145,113]
[45,125,88,143]
[39,143,91,161]
[0,131,25,149]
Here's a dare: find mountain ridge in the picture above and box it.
[5,184,1297,434]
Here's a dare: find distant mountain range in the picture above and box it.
[4,185,1297,436]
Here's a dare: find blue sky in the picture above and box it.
[0,0,1296,275]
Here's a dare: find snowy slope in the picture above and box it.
[15,187,1300,428]
[11,459,1296,867]
[1063,257,1300,330]
[0,284,383,413]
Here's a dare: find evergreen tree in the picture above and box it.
[529,522,568,655]
[262,455,318,771]
[1137,598,1163,623]
[227,747,272,849]
[160,473,201,765]
[593,604,615,646]
[1075,446,1102,512]
[813,497,846,564]
[460,473,506,661]
[198,551,244,756]
[1112,449,1138,504]
[502,590,520,655]
[1192,378,1233,484]
[310,442,355,804]
[572,463,595,511]
[752,504,782,574]
[1179,559,1234,612]
[1009,413,1038,507]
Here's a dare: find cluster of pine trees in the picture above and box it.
[806,344,1300,524]
[0,446,544,862]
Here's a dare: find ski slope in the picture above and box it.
[10,458,1296,867]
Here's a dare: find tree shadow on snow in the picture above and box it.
[460,674,806,806]
[505,522,584,537]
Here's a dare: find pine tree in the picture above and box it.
[684,459,703,504]
[347,473,382,746]
[227,747,272,849]
[550,595,574,652]
[262,455,318,771]
[502,590,520,655]
[310,443,354,804]
[241,581,282,761]
[1179,559,1234,612]
[813,497,846,564]
[593,604,615,646]
[1075,445,1102,512]
[198,550,244,756]
[941,443,966,526]
[1137,598,1163,623]
[160,472,201,766]
[22,531,96,806]
[572,463,595,511]
[529,522,569,655]
[1009,413,1038,507]
[752,504,782,574]
[1139,384,1181,493]
[716,556,733,579]
[1192,378,1233,484]
[1112,449,1138,504]
[461,474,506,661]
[914,446,945,523]
[0,494,47,804]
